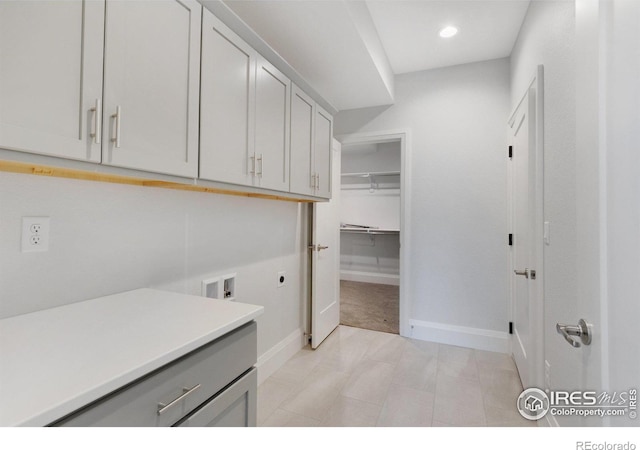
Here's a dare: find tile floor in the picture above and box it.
[257,325,537,427]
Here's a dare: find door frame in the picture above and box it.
[336,129,412,337]
[507,65,545,389]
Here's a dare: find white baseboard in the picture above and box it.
[256,328,305,385]
[409,319,509,353]
[340,270,400,286]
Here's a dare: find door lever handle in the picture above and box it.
[317,245,329,251]
[556,319,592,348]
[514,268,536,280]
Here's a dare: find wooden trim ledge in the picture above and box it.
[0,160,315,203]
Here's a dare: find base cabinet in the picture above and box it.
[53,322,257,427]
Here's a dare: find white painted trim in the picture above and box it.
[340,270,399,286]
[255,328,305,385]
[336,129,412,337]
[409,319,509,354]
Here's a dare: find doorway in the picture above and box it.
[337,130,411,337]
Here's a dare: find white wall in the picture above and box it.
[0,172,307,364]
[336,58,511,351]
[602,0,640,420]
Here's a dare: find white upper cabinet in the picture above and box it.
[0,1,330,199]
[102,0,201,178]
[290,84,333,199]
[200,10,256,186]
[254,58,290,192]
[0,1,105,162]
[289,85,315,196]
[313,105,333,199]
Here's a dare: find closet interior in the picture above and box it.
[339,140,401,334]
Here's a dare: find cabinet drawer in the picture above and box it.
[54,321,256,427]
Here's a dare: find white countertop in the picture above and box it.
[0,289,263,426]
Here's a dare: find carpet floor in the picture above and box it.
[339,280,399,334]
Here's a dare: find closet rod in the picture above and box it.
[340,228,399,235]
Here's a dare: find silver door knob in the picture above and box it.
[556,319,592,348]
[514,268,536,280]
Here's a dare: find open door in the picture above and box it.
[310,139,341,348]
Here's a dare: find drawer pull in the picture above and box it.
[157,384,201,416]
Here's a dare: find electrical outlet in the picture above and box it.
[22,217,50,253]
[277,271,286,288]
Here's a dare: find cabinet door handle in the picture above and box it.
[316,173,320,191]
[90,98,101,144]
[310,173,315,189]
[157,384,201,416]
[111,105,122,148]
[257,153,263,177]
[249,153,256,175]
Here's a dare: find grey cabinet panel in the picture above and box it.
[254,58,290,192]
[0,0,104,162]
[55,322,256,427]
[289,85,315,196]
[101,0,201,177]
[314,106,333,199]
[200,9,256,186]
[177,368,257,427]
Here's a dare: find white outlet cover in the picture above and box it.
[22,217,50,253]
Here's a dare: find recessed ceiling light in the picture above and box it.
[439,26,458,38]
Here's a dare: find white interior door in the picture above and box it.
[310,140,341,348]
[510,67,545,392]
[510,91,534,389]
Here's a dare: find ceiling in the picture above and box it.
[223,0,531,112]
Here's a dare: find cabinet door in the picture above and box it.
[289,85,315,196]
[0,0,104,162]
[102,0,201,177]
[314,105,333,199]
[177,368,257,427]
[200,9,255,186]
[254,58,290,192]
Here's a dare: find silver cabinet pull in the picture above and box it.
[111,105,122,148]
[257,153,263,177]
[310,173,316,189]
[514,268,536,280]
[316,173,320,190]
[556,319,592,348]
[157,384,201,416]
[249,153,256,175]
[90,98,102,144]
